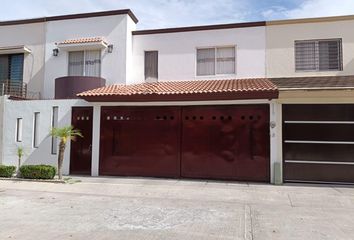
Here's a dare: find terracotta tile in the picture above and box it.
[270,76,354,89]
[78,78,277,98]
[58,37,106,45]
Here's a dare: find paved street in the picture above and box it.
[0,177,354,239]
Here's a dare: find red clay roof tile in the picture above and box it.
[58,37,107,45]
[78,78,278,102]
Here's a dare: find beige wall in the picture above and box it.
[266,19,354,78]
[277,89,354,103]
[0,23,46,95]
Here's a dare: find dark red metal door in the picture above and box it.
[100,107,181,177]
[181,105,270,182]
[70,107,93,175]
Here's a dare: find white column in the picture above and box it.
[91,104,101,176]
[270,101,283,184]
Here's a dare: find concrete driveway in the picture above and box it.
[0,177,354,240]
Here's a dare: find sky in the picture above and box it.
[1,0,354,29]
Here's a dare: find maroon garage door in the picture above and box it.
[283,104,354,184]
[99,105,270,181]
[70,107,93,175]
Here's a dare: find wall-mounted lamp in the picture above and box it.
[107,44,114,53]
[53,48,59,57]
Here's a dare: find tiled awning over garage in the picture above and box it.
[77,78,278,102]
[270,76,354,90]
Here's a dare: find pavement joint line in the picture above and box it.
[244,205,253,240]
[1,187,249,206]
[331,187,343,194]
[287,193,294,207]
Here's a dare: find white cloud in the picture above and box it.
[262,0,354,19]
[261,6,289,19]
[2,0,354,29]
[0,0,252,29]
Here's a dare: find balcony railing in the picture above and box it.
[55,76,105,99]
[0,80,40,99]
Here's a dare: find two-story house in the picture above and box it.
[1,9,354,184]
[267,16,354,184]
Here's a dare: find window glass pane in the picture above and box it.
[0,55,9,81]
[144,51,158,82]
[197,48,215,76]
[85,50,101,77]
[295,41,317,71]
[319,40,341,71]
[216,47,235,74]
[68,51,84,76]
[9,54,24,82]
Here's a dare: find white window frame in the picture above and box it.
[195,45,237,77]
[67,50,102,77]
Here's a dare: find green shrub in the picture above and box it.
[20,165,56,180]
[0,165,16,178]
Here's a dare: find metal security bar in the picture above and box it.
[0,80,27,98]
[295,38,342,71]
[0,80,40,99]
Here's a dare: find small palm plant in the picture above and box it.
[50,126,83,179]
[16,146,25,176]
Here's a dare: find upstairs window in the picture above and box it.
[0,54,24,82]
[144,51,158,82]
[295,39,342,72]
[197,47,235,76]
[68,50,101,77]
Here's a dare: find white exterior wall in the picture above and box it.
[43,15,134,99]
[0,97,89,175]
[125,17,137,83]
[130,26,266,84]
[0,23,46,95]
[0,96,4,165]
[266,19,354,78]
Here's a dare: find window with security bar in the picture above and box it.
[295,39,343,72]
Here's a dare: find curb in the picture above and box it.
[0,177,65,184]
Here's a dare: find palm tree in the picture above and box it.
[50,126,83,179]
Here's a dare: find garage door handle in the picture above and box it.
[250,126,254,160]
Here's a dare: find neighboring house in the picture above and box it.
[0,9,354,184]
[266,16,354,184]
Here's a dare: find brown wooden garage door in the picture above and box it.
[283,104,354,184]
[100,105,270,181]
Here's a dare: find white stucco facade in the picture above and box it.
[0,22,46,95]
[43,14,136,99]
[131,26,266,84]
[0,96,89,175]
